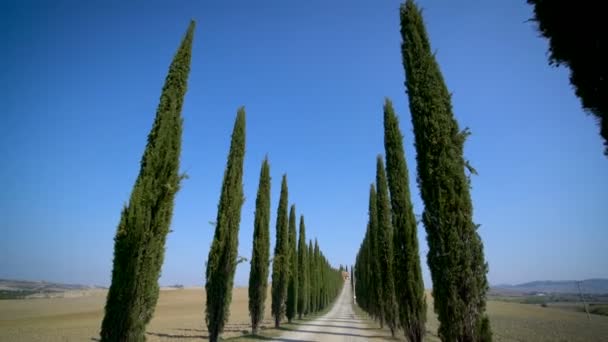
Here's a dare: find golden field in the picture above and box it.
[421,293,608,342]
[1,288,608,341]
[0,288,272,341]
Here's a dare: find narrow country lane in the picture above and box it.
[272,283,392,342]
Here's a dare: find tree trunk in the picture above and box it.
[209,330,219,342]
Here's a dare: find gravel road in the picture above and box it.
[272,284,392,342]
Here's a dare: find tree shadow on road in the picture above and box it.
[227,334,315,342]
[175,328,206,331]
[294,322,377,330]
[277,326,389,339]
[314,318,359,324]
[146,331,208,339]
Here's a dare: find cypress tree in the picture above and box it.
[368,184,383,327]
[355,227,370,312]
[248,157,271,335]
[376,156,398,337]
[527,0,607,156]
[313,240,321,311]
[286,205,298,322]
[383,98,426,342]
[297,215,308,318]
[317,251,326,310]
[205,108,247,342]
[271,175,289,327]
[100,21,194,342]
[400,1,492,340]
[361,228,371,311]
[350,265,354,293]
[308,240,315,313]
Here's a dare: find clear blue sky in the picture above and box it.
[2,0,606,288]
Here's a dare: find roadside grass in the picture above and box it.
[350,299,440,342]
[351,293,608,342]
[228,305,335,341]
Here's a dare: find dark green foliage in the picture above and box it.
[369,185,384,326]
[297,215,308,318]
[313,240,321,311]
[527,0,608,155]
[383,98,426,341]
[286,205,298,322]
[205,108,247,342]
[354,225,371,312]
[248,157,271,335]
[376,156,398,336]
[306,239,343,314]
[307,240,315,313]
[400,1,492,340]
[278,237,343,317]
[350,265,354,292]
[318,248,326,309]
[354,185,385,327]
[271,175,289,327]
[100,21,194,342]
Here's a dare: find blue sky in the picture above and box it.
[2,0,606,288]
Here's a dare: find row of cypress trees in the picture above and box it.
[355,1,492,341]
[355,147,418,339]
[266,174,344,329]
[98,21,342,342]
[209,128,342,341]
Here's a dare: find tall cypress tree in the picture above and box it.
[368,184,383,327]
[271,175,289,327]
[376,156,398,337]
[400,1,492,340]
[527,0,607,156]
[286,205,298,322]
[248,157,271,335]
[307,240,315,313]
[100,21,194,342]
[383,98,426,342]
[297,215,308,318]
[318,251,326,310]
[313,240,321,311]
[360,227,371,311]
[355,226,371,313]
[350,265,354,293]
[205,108,246,342]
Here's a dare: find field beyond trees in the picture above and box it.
[1,287,607,341]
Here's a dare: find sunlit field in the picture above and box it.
[2,288,607,342]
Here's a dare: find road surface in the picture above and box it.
[273,284,392,341]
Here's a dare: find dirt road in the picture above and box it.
[273,284,392,342]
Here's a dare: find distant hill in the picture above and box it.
[492,279,608,295]
[0,278,102,291]
[0,279,105,299]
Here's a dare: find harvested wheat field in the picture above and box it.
[0,288,274,342]
[421,294,608,342]
[3,286,608,341]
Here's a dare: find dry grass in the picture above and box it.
[483,300,608,341]
[0,288,274,342]
[365,293,608,342]
[2,289,608,341]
